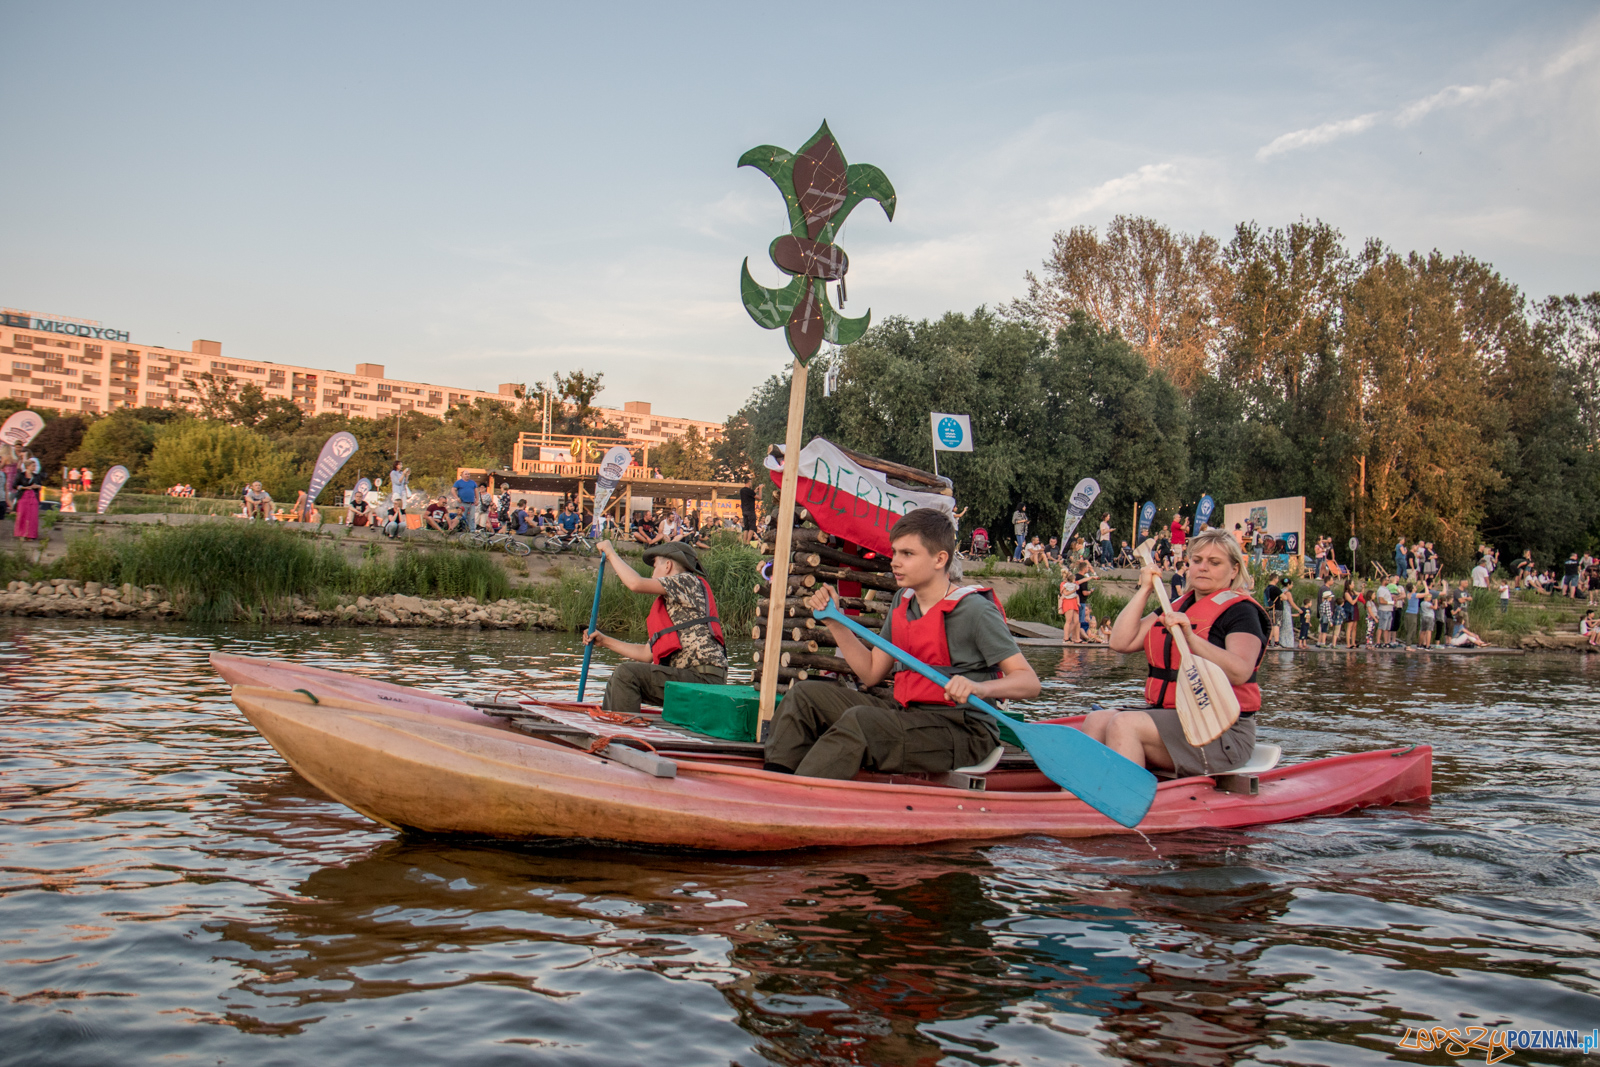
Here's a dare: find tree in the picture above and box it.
[143,421,298,498]
[30,415,87,483]
[655,426,713,481]
[1538,292,1600,447]
[66,411,159,481]
[1341,246,1503,569]
[1009,215,1223,394]
[554,370,606,431]
[713,412,753,483]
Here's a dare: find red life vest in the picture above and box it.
[889,585,1006,707]
[645,576,726,665]
[1143,589,1269,712]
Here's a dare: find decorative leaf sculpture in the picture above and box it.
[738,122,895,362]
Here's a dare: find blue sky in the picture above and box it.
[3,3,1596,422]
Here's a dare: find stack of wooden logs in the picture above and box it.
[749,511,896,700]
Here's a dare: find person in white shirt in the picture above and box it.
[1471,560,1490,588]
[389,462,411,516]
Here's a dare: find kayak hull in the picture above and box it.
[215,656,1433,851]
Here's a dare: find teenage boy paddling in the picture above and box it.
[584,540,728,715]
[764,509,1041,779]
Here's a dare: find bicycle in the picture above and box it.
[468,529,532,556]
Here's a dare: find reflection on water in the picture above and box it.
[1,620,1598,1066]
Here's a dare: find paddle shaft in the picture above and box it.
[576,554,606,701]
[1137,543,1190,657]
[813,601,1009,722]
[812,601,1156,827]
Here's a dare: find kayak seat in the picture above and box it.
[955,746,1005,775]
[1231,743,1282,776]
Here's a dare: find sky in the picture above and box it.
[3,2,1597,423]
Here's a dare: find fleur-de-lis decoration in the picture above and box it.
[739,121,896,363]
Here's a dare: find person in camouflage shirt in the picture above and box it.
[585,541,728,715]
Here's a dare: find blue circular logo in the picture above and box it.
[937,417,964,448]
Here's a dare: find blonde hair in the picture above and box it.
[1186,528,1252,592]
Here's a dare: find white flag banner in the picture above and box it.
[1060,477,1101,545]
[0,410,45,447]
[306,432,359,505]
[931,413,974,452]
[96,465,130,514]
[591,445,635,533]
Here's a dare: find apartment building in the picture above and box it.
[0,308,721,445]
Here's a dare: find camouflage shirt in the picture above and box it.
[656,573,727,673]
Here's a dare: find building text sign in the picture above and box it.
[1,311,129,342]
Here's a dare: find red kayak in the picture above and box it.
[212,653,1433,851]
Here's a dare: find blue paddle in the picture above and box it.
[812,601,1157,828]
[576,555,606,701]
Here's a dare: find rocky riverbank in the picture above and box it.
[0,580,563,630]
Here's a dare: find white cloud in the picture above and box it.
[1395,78,1513,125]
[1256,113,1380,159]
[1043,162,1182,223]
[1258,19,1600,159]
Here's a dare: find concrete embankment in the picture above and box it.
[0,580,563,630]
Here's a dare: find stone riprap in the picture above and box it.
[0,580,562,630]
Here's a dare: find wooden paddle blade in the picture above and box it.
[1011,720,1157,827]
[1173,651,1241,746]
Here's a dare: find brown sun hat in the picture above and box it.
[642,541,706,578]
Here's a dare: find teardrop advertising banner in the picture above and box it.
[1138,500,1156,538]
[1196,493,1217,530]
[1059,478,1101,545]
[306,432,359,505]
[0,410,44,447]
[591,445,635,533]
[96,465,130,514]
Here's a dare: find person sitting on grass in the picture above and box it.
[244,481,274,521]
[583,540,728,715]
[381,500,404,539]
[511,500,533,535]
[763,508,1040,781]
[424,496,452,533]
[345,488,373,530]
[632,512,662,546]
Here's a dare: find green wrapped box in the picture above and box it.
[662,682,760,742]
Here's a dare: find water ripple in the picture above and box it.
[1,619,1597,1066]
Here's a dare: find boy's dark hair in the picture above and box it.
[889,508,957,566]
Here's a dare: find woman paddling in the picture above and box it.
[1082,528,1269,775]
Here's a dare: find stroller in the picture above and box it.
[967,527,991,559]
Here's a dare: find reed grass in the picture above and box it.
[57,522,508,622]
[1001,573,1129,626]
[532,533,765,638]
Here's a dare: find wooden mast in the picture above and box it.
[757,359,808,732]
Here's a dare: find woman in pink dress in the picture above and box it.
[14,457,42,540]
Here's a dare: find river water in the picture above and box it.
[1,619,1597,1067]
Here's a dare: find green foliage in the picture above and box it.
[655,425,713,480]
[1002,575,1059,624]
[698,532,762,634]
[56,523,508,622]
[730,309,1184,545]
[535,533,764,638]
[142,420,299,497]
[65,411,157,479]
[540,566,652,637]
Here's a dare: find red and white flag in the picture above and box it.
[765,437,954,555]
